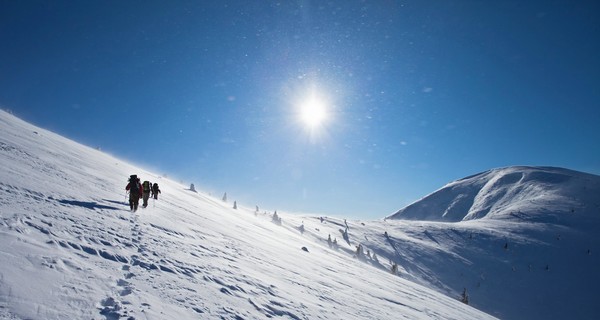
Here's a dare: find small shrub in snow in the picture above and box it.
[461,288,469,305]
[272,211,282,225]
[391,262,398,275]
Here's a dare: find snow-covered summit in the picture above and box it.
[387,166,600,226]
[382,165,600,320]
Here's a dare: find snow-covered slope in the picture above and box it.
[383,165,600,319]
[388,166,600,225]
[3,109,600,320]
[0,110,493,319]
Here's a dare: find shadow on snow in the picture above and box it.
[56,199,121,211]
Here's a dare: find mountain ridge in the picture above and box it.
[387,165,600,226]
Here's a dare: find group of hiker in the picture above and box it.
[125,174,161,211]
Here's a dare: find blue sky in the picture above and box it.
[1,1,599,219]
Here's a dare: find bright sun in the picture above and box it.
[299,95,328,128]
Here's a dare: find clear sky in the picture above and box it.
[1,1,599,219]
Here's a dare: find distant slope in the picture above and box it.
[375,165,600,319]
[387,166,600,226]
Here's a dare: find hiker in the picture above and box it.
[126,175,143,211]
[142,180,151,208]
[151,183,161,200]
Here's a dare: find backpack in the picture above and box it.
[143,181,150,192]
[129,175,140,194]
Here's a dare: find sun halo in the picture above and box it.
[299,96,328,129]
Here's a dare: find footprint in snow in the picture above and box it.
[117,279,134,295]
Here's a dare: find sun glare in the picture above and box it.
[300,96,328,128]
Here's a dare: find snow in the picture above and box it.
[387,165,600,319]
[390,166,599,225]
[1,109,599,319]
[0,110,493,319]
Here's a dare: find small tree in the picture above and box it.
[272,211,282,225]
[391,262,398,275]
[355,244,364,259]
[342,227,349,243]
[461,288,469,305]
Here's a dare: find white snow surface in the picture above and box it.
[0,111,494,319]
[1,109,599,320]
[389,166,600,225]
[387,165,600,319]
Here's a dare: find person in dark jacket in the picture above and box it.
[126,175,143,211]
[151,183,161,200]
[142,180,151,208]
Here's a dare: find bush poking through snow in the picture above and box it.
[461,288,469,305]
[272,211,282,225]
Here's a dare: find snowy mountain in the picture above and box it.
[1,109,599,320]
[0,110,493,319]
[386,166,600,319]
[388,166,599,225]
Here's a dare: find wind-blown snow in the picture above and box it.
[0,110,493,319]
[2,109,599,320]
